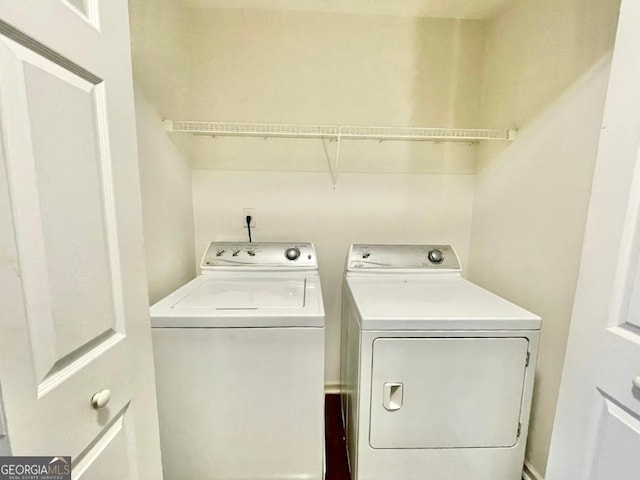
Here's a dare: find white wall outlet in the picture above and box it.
[243,208,256,228]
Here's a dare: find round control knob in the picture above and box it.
[285,247,301,261]
[428,249,444,264]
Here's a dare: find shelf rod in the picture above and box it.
[163,120,517,142]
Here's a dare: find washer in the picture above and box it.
[340,244,541,480]
[150,242,325,480]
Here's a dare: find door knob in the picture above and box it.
[91,389,111,409]
[633,376,640,391]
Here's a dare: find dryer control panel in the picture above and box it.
[347,244,461,272]
[201,242,318,270]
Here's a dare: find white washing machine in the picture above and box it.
[150,242,325,480]
[340,244,541,480]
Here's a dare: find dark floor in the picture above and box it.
[325,394,351,480]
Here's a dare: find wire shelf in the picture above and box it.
[163,120,517,142]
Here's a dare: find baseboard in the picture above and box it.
[324,384,341,394]
[522,460,544,480]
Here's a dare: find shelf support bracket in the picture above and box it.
[330,128,342,188]
[322,130,341,188]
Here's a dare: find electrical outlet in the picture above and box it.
[243,208,256,228]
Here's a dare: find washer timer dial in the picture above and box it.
[427,249,444,264]
[285,247,301,261]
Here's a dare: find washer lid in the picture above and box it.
[150,274,325,328]
[174,277,305,309]
[346,276,541,330]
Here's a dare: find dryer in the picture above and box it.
[151,242,325,480]
[340,244,541,480]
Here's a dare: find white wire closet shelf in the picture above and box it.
[163,120,517,142]
[163,120,518,187]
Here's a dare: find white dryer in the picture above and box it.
[150,242,325,480]
[340,244,541,480]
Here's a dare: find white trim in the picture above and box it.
[522,460,544,480]
[324,384,341,394]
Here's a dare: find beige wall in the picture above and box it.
[130,0,197,303]
[187,8,485,174]
[135,91,196,304]
[192,170,475,386]
[129,0,193,119]
[467,0,621,475]
[188,9,485,126]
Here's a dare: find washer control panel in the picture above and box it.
[347,244,460,271]
[201,242,317,269]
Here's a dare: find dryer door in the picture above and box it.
[369,337,529,449]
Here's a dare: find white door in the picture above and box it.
[0,2,163,479]
[546,1,640,478]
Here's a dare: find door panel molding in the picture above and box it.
[73,402,132,477]
[38,331,124,398]
[0,18,100,83]
[62,0,100,30]
[0,36,127,393]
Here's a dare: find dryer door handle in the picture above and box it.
[383,382,403,411]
